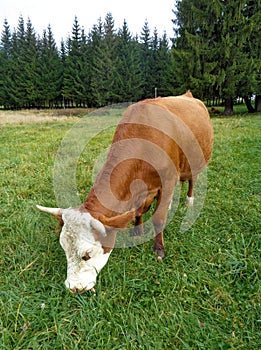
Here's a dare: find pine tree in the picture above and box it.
[156,33,174,96]
[80,28,92,107]
[90,13,121,106]
[8,16,27,108]
[150,27,159,96]
[217,0,249,115]
[172,0,221,100]
[149,29,174,97]
[172,0,259,115]
[38,25,63,107]
[6,17,39,108]
[0,19,12,108]
[116,20,142,101]
[24,18,39,107]
[140,20,154,99]
[241,1,261,112]
[88,20,104,106]
[62,17,88,107]
[103,13,122,104]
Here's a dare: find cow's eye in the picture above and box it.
[82,252,91,261]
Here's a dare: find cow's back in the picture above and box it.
[86,92,213,221]
[114,92,213,180]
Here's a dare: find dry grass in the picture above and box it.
[0,108,93,124]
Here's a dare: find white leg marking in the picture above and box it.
[186,196,194,206]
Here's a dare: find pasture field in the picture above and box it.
[0,109,260,349]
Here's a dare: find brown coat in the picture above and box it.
[82,91,214,255]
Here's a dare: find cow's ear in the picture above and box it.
[100,210,135,229]
[56,215,64,226]
[90,217,107,237]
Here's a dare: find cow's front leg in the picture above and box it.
[152,183,175,259]
[152,211,167,260]
[153,231,165,260]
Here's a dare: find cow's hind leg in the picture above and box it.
[186,178,196,206]
[131,215,144,236]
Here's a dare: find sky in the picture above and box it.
[0,0,175,43]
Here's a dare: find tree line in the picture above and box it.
[0,1,260,115]
[0,14,173,110]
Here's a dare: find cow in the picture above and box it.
[37,91,214,293]
[211,107,221,114]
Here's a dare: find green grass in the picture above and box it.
[0,112,260,349]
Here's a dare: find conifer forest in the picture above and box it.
[0,1,260,115]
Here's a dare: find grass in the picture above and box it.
[0,110,260,349]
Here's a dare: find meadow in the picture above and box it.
[0,107,260,349]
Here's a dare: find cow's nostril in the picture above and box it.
[70,287,88,294]
[79,289,87,294]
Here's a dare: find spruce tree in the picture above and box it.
[156,33,175,96]
[89,20,104,106]
[8,16,27,108]
[0,19,12,108]
[62,17,88,107]
[173,0,260,115]
[80,28,92,107]
[24,18,39,107]
[103,13,122,104]
[7,17,39,108]
[150,27,159,96]
[241,0,261,112]
[38,25,63,107]
[140,20,154,99]
[173,0,222,100]
[90,13,120,106]
[116,20,142,102]
[149,29,174,97]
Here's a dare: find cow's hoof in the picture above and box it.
[186,196,194,206]
[154,248,165,260]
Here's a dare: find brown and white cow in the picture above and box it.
[37,91,214,293]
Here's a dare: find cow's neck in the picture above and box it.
[85,151,139,211]
[83,186,119,219]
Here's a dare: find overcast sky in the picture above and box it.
[0,0,175,43]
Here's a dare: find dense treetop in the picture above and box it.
[172,0,261,114]
[0,1,260,114]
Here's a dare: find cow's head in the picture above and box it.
[36,205,111,293]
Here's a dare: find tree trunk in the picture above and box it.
[223,97,233,116]
[244,96,255,113]
[255,95,261,112]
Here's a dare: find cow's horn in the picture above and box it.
[36,205,63,216]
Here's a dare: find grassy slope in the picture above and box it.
[0,113,260,349]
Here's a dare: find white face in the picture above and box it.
[59,208,111,293]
